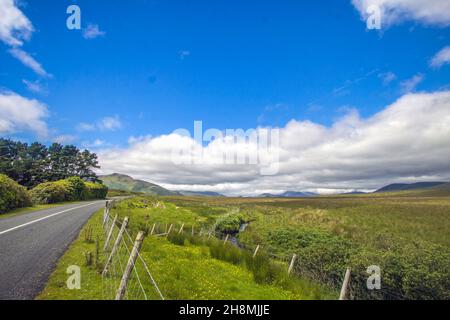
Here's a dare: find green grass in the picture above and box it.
[39,199,332,300]
[40,193,450,300]
[164,194,450,300]
[0,201,84,220]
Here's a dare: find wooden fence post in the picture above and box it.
[102,217,129,277]
[339,268,351,300]
[178,223,185,234]
[104,214,118,251]
[167,224,173,235]
[253,245,260,258]
[150,223,156,235]
[103,201,109,229]
[223,234,229,244]
[288,254,297,275]
[115,231,145,300]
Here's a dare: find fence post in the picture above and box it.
[192,225,194,236]
[102,217,129,277]
[115,231,145,300]
[253,245,260,258]
[150,223,156,235]
[288,254,297,275]
[339,268,352,300]
[223,234,229,244]
[178,223,185,234]
[104,214,118,251]
[103,201,109,229]
[167,224,173,235]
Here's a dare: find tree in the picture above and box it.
[0,138,102,188]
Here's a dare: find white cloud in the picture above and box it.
[53,134,77,144]
[77,115,123,132]
[98,116,122,131]
[352,0,450,27]
[379,71,397,85]
[430,46,450,69]
[98,90,450,195]
[22,79,45,94]
[9,48,51,78]
[400,74,423,93]
[0,0,33,46]
[0,91,49,138]
[83,24,106,39]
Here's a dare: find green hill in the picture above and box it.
[100,173,178,196]
[375,182,446,193]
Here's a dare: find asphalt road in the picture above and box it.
[0,201,106,300]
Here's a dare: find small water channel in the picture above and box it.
[228,223,249,247]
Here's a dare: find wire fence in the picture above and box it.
[101,201,164,300]
[101,200,446,300]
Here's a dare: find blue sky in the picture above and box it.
[1,0,450,194]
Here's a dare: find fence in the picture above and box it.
[101,201,441,300]
[101,200,164,300]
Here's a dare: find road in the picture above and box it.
[0,201,106,300]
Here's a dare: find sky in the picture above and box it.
[1,0,450,195]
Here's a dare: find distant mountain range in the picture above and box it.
[100,173,179,196]
[177,191,225,197]
[100,173,449,198]
[258,191,318,198]
[375,182,447,193]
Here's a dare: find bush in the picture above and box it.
[215,213,246,234]
[30,177,108,204]
[85,182,108,200]
[0,174,32,214]
[29,180,71,204]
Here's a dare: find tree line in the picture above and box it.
[0,138,101,188]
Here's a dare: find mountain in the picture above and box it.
[375,182,447,193]
[177,191,225,197]
[100,173,179,196]
[258,191,317,198]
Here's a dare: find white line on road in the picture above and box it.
[0,202,103,236]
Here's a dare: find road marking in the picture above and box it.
[0,202,103,236]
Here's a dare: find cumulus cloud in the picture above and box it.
[0,91,49,138]
[352,0,450,27]
[430,46,450,69]
[0,0,33,46]
[82,24,106,39]
[0,1,50,77]
[98,90,450,195]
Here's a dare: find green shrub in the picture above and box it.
[66,177,88,200]
[29,181,71,204]
[215,213,246,234]
[85,182,108,200]
[0,174,32,214]
[30,177,108,204]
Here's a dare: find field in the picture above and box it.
[40,192,450,300]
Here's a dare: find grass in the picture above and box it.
[40,192,450,300]
[39,199,332,300]
[0,201,84,220]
